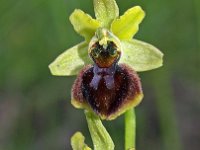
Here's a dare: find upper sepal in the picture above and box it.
[111,6,145,40]
[49,42,92,76]
[119,39,164,72]
[93,0,119,28]
[70,9,100,41]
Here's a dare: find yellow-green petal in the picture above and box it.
[70,9,100,41]
[111,6,145,40]
[71,132,92,150]
[93,0,119,28]
[49,42,92,76]
[119,39,164,72]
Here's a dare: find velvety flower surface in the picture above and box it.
[72,63,143,120]
[49,0,163,120]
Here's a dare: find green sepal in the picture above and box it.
[70,9,100,41]
[119,39,164,72]
[71,132,92,150]
[93,0,119,28]
[111,6,145,40]
[49,42,92,76]
[85,110,115,150]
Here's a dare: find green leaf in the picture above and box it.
[111,6,145,40]
[71,132,92,150]
[70,9,100,41]
[93,0,119,28]
[49,42,92,76]
[119,39,163,72]
[85,110,115,150]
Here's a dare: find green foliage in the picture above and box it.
[85,111,114,150]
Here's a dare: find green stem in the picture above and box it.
[85,110,114,150]
[125,108,136,150]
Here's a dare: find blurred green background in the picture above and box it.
[0,0,199,150]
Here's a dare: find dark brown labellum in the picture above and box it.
[71,63,143,120]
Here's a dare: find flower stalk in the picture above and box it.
[125,109,136,150]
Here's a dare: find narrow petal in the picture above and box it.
[111,6,145,40]
[70,9,100,41]
[49,42,92,76]
[93,0,119,28]
[119,39,164,72]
